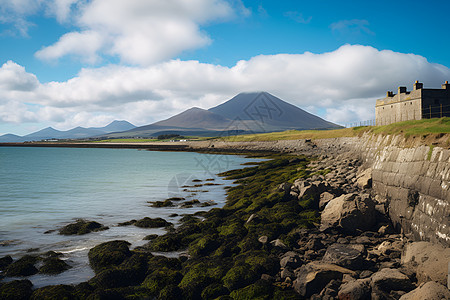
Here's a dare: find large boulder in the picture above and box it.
[293,261,356,297]
[356,168,372,189]
[370,268,415,293]
[322,243,365,270]
[401,241,450,286]
[399,281,450,300]
[320,193,376,233]
[59,219,108,235]
[88,240,132,273]
[338,279,371,300]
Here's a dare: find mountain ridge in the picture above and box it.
[0,120,136,142]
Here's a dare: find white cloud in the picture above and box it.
[35,30,104,64]
[36,0,236,65]
[0,61,39,93]
[1,45,450,132]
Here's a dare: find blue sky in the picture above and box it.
[1,0,450,135]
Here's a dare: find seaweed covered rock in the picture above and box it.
[5,255,38,276]
[0,280,33,300]
[39,257,71,274]
[134,217,172,228]
[229,280,273,300]
[222,264,259,291]
[30,285,76,300]
[0,255,13,271]
[89,268,143,289]
[59,219,108,235]
[149,199,174,208]
[141,269,183,294]
[88,240,132,273]
[201,283,229,299]
[158,284,184,300]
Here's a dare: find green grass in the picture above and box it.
[368,117,450,137]
[216,117,450,144]
[94,138,158,143]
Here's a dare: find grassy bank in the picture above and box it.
[217,117,450,146]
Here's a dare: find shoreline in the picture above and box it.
[1,142,449,299]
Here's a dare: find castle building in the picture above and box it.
[375,81,450,126]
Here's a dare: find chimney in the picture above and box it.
[413,80,423,90]
[386,91,394,97]
[398,86,407,94]
[441,81,449,89]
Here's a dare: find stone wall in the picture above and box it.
[327,134,450,247]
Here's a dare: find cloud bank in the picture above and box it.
[1,45,449,131]
[35,0,236,65]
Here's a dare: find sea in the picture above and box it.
[0,146,260,287]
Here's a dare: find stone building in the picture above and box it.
[375,81,450,126]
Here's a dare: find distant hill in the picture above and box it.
[0,120,136,142]
[106,92,341,138]
[209,92,340,131]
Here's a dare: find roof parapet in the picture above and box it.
[413,80,423,90]
[398,86,407,94]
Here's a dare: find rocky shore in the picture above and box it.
[1,150,449,299]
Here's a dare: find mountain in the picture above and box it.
[0,134,25,142]
[105,92,340,138]
[153,107,231,129]
[209,92,339,131]
[0,120,136,142]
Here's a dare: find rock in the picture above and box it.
[59,219,108,235]
[356,168,372,189]
[359,270,373,279]
[0,255,13,270]
[376,240,403,256]
[306,238,325,251]
[31,285,76,300]
[319,192,335,210]
[270,239,287,249]
[143,234,159,240]
[149,199,174,207]
[320,193,376,233]
[134,217,172,228]
[338,279,371,300]
[280,252,302,269]
[401,241,450,286]
[399,281,450,300]
[293,261,356,297]
[88,240,132,273]
[370,268,415,292]
[322,243,365,270]
[5,255,38,276]
[281,268,295,280]
[39,257,71,274]
[258,236,268,245]
[278,182,293,193]
[0,279,33,300]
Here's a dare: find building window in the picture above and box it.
[434,99,440,105]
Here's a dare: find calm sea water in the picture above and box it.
[0,147,258,287]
